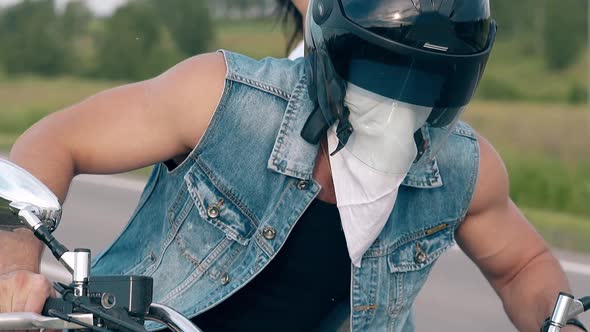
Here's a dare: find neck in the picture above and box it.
[292,0,309,18]
[313,137,337,204]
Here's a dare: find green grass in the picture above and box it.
[524,207,590,252]
[211,19,290,59]
[463,101,590,218]
[0,75,123,144]
[463,101,590,161]
[504,152,590,216]
[475,40,588,104]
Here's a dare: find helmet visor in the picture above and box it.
[341,0,492,54]
[325,29,488,124]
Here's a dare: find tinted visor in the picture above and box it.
[326,30,491,108]
[341,0,492,54]
[323,29,492,126]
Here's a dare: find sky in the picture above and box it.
[0,0,127,16]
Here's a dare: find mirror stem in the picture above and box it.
[18,206,90,297]
[18,207,68,263]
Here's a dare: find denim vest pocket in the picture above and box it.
[184,162,258,246]
[386,222,454,319]
[123,251,157,276]
[91,165,162,272]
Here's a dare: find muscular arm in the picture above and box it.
[2,52,226,273]
[456,135,572,332]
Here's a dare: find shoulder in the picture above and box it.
[435,123,508,216]
[221,50,305,100]
[467,134,510,216]
[145,52,227,150]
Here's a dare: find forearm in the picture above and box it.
[499,249,571,332]
[10,112,77,203]
[1,114,77,273]
[0,229,44,274]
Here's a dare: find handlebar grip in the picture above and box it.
[42,297,74,317]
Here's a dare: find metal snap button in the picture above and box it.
[206,198,225,219]
[415,243,427,264]
[220,272,231,285]
[207,205,220,218]
[262,226,276,240]
[415,251,427,264]
[297,180,309,190]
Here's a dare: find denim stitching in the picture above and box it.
[388,242,452,273]
[168,77,233,177]
[212,241,244,280]
[192,157,260,229]
[456,136,480,230]
[122,251,156,276]
[149,191,194,274]
[184,175,251,245]
[269,74,315,180]
[160,238,233,303]
[253,233,275,259]
[184,171,251,245]
[403,127,442,188]
[227,73,291,101]
[389,272,404,318]
[165,189,192,245]
[176,236,202,267]
[363,219,457,258]
[91,165,161,267]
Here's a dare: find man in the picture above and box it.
[0,0,585,331]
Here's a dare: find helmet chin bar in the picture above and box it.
[16,204,90,297]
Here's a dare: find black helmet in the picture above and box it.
[301,0,497,160]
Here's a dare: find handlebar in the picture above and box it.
[542,293,590,332]
[146,303,203,332]
[0,303,202,332]
[0,312,93,330]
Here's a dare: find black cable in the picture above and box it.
[52,281,74,296]
[74,302,149,332]
[566,318,588,332]
[47,309,113,332]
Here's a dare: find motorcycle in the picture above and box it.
[0,159,201,332]
[0,158,588,332]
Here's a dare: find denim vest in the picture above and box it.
[92,50,479,332]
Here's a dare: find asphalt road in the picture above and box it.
[39,174,590,331]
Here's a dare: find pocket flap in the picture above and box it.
[387,223,454,273]
[184,163,258,245]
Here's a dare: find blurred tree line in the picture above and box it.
[0,0,587,81]
[0,0,213,80]
[492,0,588,70]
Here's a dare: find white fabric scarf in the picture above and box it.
[328,83,432,267]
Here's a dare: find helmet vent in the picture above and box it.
[423,42,448,52]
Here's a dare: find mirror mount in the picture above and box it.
[9,202,61,232]
[17,205,90,297]
[0,159,62,232]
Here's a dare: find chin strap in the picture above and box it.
[301,49,354,153]
[330,106,353,156]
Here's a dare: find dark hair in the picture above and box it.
[275,0,304,55]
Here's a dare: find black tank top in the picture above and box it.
[191,199,351,331]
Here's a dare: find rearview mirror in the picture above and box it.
[0,159,61,231]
